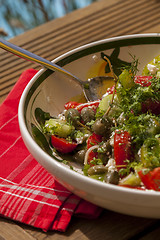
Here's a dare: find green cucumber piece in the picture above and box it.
[119,69,135,90]
[44,119,74,138]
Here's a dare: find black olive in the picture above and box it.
[92,117,112,136]
[98,140,112,164]
[104,171,119,185]
[65,108,80,126]
[88,165,107,175]
[81,107,95,124]
[73,149,86,164]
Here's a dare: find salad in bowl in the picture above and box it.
[33,52,160,192]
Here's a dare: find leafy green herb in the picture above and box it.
[62,160,68,165]
[83,164,90,175]
[31,124,53,157]
[122,54,139,75]
[35,108,50,127]
[90,158,103,166]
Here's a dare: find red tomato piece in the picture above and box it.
[64,101,81,110]
[134,75,152,87]
[138,167,160,191]
[141,98,160,115]
[114,129,131,168]
[105,85,116,95]
[133,75,160,115]
[51,135,77,154]
[87,133,102,148]
[64,100,100,113]
[75,100,100,112]
[119,185,146,191]
[87,133,102,165]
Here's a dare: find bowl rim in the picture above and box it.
[54,32,160,63]
[18,33,160,200]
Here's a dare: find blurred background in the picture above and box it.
[0,0,98,39]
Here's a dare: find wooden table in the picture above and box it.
[1,0,160,239]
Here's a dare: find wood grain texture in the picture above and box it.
[0,219,35,240]
[1,0,160,239]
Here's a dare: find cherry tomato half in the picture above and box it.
[51,135,77,154]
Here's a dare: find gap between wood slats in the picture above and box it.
[0,63,39,88]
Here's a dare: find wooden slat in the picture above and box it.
[0,218,35,240]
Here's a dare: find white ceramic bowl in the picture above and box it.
[18,33,160,219]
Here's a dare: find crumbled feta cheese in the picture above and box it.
[106,158,116,171]
[109,135,114,147]
[92,54,99,63]
[147,64,158,75]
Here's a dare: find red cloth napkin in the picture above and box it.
[0,69,102,232]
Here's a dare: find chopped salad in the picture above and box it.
[35,53,160,191]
